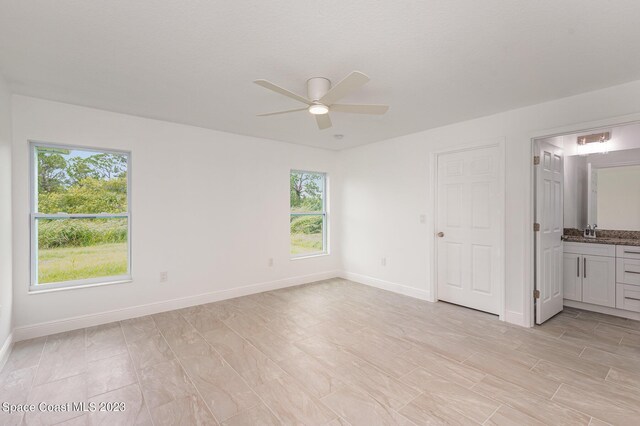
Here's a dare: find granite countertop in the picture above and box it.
[561,228,640,246]
[561,235,640,246]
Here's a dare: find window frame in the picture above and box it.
[29,141,132,291]
[289,169,328,259]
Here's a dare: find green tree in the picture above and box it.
[38,152,68,193]
[86,153,127,179]
[67,157,94,185]
[39,176,127,214]
[290,172,322,211]
[67,153,127,186]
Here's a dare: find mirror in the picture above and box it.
[565,148,640,231]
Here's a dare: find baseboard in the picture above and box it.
[505,310,527,327]
[564,299,640,321]
[341,271,529,327]
[0,332,13,371]
[340,271,431,301]
[13,270,341,342]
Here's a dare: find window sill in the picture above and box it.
[28,279,132,294]
[290,253,329,261]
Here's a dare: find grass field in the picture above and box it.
[38,242,128,284]
[37,229,317,283]
[291,232,323,255]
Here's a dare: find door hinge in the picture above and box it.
[533,223,540,232]
[533,155,540,165]
[534,289,540,299]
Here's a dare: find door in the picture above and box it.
[582,255,616,308]
[436,145,502,315]
[562,252,582,302]
[535,140,564,324]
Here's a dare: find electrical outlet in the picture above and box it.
[160,271,168,282]
[381,257,387,266]
[419,214,426,224]
[268,258,274,267]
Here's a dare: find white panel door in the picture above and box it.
[436,146,501,315]
[582,255,616,308]
[562,253,582,302]
[535,140,564,324]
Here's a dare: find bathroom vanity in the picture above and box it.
[562,232,640,317]
[560,143,640,319]
[532,127,640,324]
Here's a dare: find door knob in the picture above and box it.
[437,232,445,238]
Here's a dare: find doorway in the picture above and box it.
[532,119,640,325]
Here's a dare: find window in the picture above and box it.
[290,170,327,257]
[30,143,131,290]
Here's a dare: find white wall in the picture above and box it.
[588,147,640,168]
[10,79,640,334]
[11,96,341,335]
[339,79,640,326]
[597,165,640,230]
[0,75,12,356]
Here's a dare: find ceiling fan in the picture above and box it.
[254,71,389,130]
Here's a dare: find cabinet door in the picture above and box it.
[582,255,616,308]
[563,253,582,302]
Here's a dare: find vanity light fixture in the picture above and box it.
[577,131,611,154]
[577,132,610,145]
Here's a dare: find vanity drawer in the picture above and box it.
[616,283,640,313]
[616,246,640,260]
[617,258,640,286]
[564,242,615,257]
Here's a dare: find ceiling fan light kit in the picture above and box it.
[308,103,329,115]
[254,71,389,130]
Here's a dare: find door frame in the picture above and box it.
[428,138,506,320]
[527,113,640,327]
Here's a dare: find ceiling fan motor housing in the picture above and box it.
[307,77,331,102]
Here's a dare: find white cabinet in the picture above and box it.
[582,255,616,308]
[563,243,615,308]
[616,284,640,312]
[564,242,615,257]
[563,252,582,302]
[616,246,640,260]
[616,257,640,286]
[563,242,640,314]
[616,245,640,313]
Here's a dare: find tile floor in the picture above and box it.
[2,278,640,425]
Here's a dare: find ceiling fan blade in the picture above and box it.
[254,80,311,105]
[330,104,389,115]
[320,71,370,105]
[257,108,307,117]
[315,114,332,130]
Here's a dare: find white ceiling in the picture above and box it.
[2,1,640,150]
